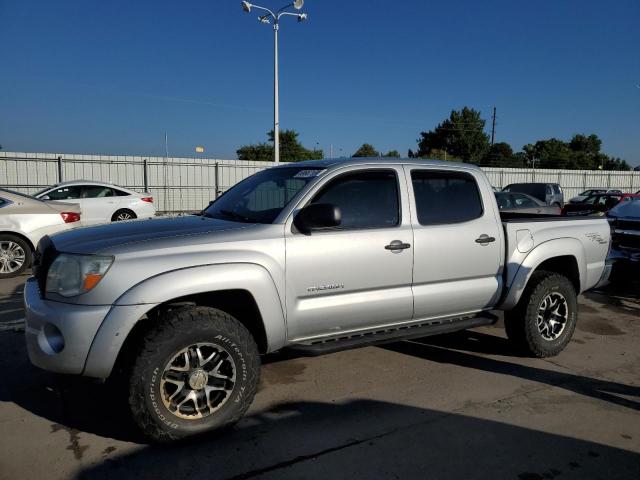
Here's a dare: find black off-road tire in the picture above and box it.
[504,271,577,358]
[0,234,32,279]
[128,306,260,443]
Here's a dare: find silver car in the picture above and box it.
[0,189,81,278]
[502,183,564,207]
[495,192,561,215]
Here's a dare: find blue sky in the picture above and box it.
[1,0,638,165]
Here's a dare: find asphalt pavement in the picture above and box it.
[0,275,638,480]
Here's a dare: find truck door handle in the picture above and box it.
[385,241,411,251]
[475,234,496,245]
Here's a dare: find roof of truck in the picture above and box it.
[271,157,482,171]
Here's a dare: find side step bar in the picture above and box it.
[287,312,499,356]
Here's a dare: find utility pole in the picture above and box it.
[490,107,496,146]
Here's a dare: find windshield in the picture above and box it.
[203,166,325,224]
[34,186,53,197]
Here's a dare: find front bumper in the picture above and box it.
[24,278,111,375]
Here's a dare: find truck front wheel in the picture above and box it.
[128,306,260,442]
[504,271,578,358]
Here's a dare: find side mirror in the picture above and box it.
[41,195,50,200]
[294,203,341,234]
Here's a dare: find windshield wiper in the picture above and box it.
[219,209,259,223]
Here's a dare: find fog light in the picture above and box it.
[37,323,65,355]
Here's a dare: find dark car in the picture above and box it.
[607,198,640,279]
[563,193,640,216]
[502,183,564,207]
[495,192,561,215]
[569,189,622,204]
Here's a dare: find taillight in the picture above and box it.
[141,197,153,203]
[60,212,81,223]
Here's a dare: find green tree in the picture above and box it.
[237,130,323,162]
[416,107,490,163]
[519,134,630,171]
[480,142,522,167]
[385,150,401,158]
[602,157,631,171]
[352,143,380,157]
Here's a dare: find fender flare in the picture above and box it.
[83,263,286,378]
[500,238,586,310]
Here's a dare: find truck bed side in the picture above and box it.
[499,215,610,310]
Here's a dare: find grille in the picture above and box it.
[33,236,58,296]
[615,232,640,250]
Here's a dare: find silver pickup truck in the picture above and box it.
[24,158,611,442]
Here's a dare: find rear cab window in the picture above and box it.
[410,170,483,225]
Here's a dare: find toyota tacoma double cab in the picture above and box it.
[25,158,612,442]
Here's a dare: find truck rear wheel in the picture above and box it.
[128,306,260,442]
[504,271,577,358]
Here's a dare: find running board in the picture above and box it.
[286,312,499,356]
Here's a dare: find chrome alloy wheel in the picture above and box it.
[537,292,569,341]
[0,241,26,274]
[160,343,237,420]
[116,212,133,221]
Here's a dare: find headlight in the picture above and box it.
[46,254,114,297]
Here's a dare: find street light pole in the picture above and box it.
[274,22,279,163]
[241,1,308,164]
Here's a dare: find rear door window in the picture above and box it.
[83,186,115,198]
[411,170,483,225]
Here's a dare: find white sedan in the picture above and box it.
[0,189,82,278]
[35,181,156,225]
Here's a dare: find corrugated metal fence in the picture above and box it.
[0,152,272,213]
[482,167,640,199]
[1,152,639,212]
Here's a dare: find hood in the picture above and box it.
[608,201,640,220]
[47,215,253,254]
